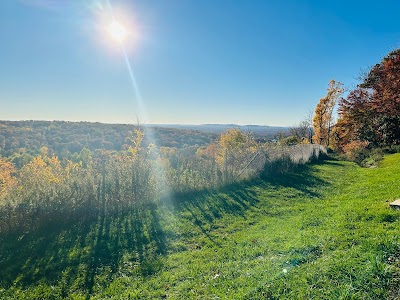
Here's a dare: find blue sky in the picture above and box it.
[0,0,399,126]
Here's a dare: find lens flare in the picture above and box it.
[108,20,127,43]
[104,0,172,201]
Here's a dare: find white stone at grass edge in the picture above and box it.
[389,199,400,209]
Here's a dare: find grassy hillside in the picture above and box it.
[1,154,400,299]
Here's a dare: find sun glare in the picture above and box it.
[108,21,127,43]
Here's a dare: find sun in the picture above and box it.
[108,21,127,43]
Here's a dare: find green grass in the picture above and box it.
[1,154,400,299]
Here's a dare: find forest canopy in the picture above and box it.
[0,121,217,166]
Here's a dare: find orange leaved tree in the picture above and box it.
[312,80,344,147]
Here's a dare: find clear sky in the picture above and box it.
[1,0,399,126]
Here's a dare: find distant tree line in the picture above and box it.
[0,121,217,167]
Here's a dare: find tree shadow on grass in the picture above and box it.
[0,202,167,298]
[261,161,330,198]
[165,186,260,248]
[167,160,334,245]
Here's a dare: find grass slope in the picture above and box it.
[1,155,400,299]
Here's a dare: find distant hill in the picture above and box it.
[149,124,289,138]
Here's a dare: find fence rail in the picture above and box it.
[235,144,326,180]
[166,143,327,192]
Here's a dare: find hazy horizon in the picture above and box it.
[0,119,290,127]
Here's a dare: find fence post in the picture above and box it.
[101,159,106,216]
[224,149,228,184]
[177,154,181,193]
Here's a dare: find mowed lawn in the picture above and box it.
[1,154,400,299]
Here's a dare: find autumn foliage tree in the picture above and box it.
[334,89,375,151]
[312,80,344,147]
[217,128,256,183]
[0,158,17,203]
[359,49,400,145]
[336,48,400,152]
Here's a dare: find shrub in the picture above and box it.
[361,148,384,168]
[342,140,370,164]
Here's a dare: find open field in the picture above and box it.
[1,154,400,299]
